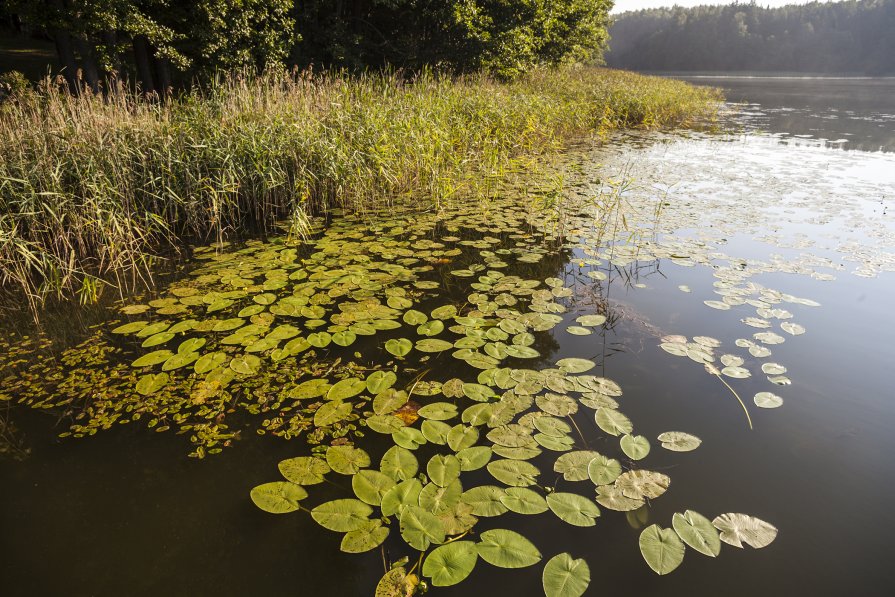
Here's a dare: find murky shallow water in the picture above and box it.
[2,79,895,596]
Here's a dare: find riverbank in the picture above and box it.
[0,68,720,315]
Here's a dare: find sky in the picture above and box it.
[611,0,832,13]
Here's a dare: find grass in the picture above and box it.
[0,67,721,316]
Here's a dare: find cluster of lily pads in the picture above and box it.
[251,349,777,594]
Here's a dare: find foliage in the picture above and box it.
[607,0,895,75]
[0,67,720,314]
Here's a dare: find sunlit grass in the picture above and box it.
[0,67,721,314]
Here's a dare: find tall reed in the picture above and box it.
[0,67,720,315]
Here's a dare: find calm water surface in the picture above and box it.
[2,78,894,596]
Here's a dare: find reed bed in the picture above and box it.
[0,67,720,314]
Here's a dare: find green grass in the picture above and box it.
[0,67,721,314]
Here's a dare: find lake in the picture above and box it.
[1,77,893,596]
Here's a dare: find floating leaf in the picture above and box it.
[447,424,479,451]
[314,400,353,427]
[616,470,670,500]
[423,541,479,586]
[341,520,389,553]
[555,358,595,373]
[712,513,778,548]
[419,479,463,515]
[575,314,606,327]
[332,330,357,347]
[461,485,508,517]
[380,445,419,481]
[326,445,371,474]
[230,354,261,375]
[131,350,173,368]
[639,524,685,575]
[250,482,307,514]
[353,470,396,506]
[672,510,721,557]
[400,505,445,550]
[385,338,412,357]
[546,493,600,527]
[418,402,458,421]
[657,432,702,452]
[380,479,423,517]
[595,408,633,436]
[554,451,601,482]
[136,372,168,395]
[392,426,426,450]
[327,377,366,400]
[781,322,805,336]
[754,392,783,409]
[506,345,540,358]
[595,484,644,512]
[457,446,492,471]
[499,487,548,515]
[162,351,199,371]
[366,371,398,394]
[373,389,408,414]
[290,379,331,400]
[311,499,373,532]
[620,434,651,460]
[194,351,227,374]
[418,320,445,337]
[542,553,590,597]
[278,456,330,485]
[587,454,622,486]
[427,454,462,487]
[487,459,539,487]
[476,529,542,568]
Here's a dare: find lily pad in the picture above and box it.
[352,470,396,506]
[754,392,784,408]
[620,434,651,460]
[341,520,389,553]
[546,493,600,527]
[314,400,353,427]
[380,445,419,481]
[250,481,308,514]
[595,408,633,436]
[487,459,539,487]
[657,431,702,452]
[311,498,373,532]
[423,541,479,587]
[326,445,371,475]
[476,529,542,569]
[385,338,412,357]
[672,510,721,557]
[712,513,778,548]
[542,553,591,597]
[639,524,685,575]
[400,505,445,550]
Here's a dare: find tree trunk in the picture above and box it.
[132,36,156,96]
[73,37,100,93]
[52,30,80,92]
[153,54,172,97]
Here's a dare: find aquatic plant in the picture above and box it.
[0,67,721,316]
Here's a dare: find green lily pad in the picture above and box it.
[461,485,508,517]
[639,524,685,575]
[250,481,308,514]
[555,358,596,373]
[381,479,423,517]
[554,451,601,482]
[327,377,366,400]
[542,553,590,597]
[230,354,261,375]
[131,350,174,368]
[587,454,622,486]
[418,402,458,421]
[399,505,445,550]
[314,400,353,427]
[672,510,721,557]
[427,454,462,487]
[136,372,168,395]
[546,493,600,527]
[341,520,389,553]
[422,541,479,586]
[487,459,539,487]
[311,498,373,532]
[620,434,651,460]
[416,338,453,352]
[457,446,492,471]
[754,392,783,409]
[326,445,371,474]
[385,338,412,357]
[380,445,419,481]
[595,408,633,436]
[278,456,330,485]
[352,470,396,506]
[476,529,542,569]
[366,371,397,394]
[499,487,548,515]
[289,379,332,399]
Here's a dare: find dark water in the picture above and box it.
[2,78,895,596]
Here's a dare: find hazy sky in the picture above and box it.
[612,1,830,13]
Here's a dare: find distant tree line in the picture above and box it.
[0,0,612,92]
[607,0,895,74]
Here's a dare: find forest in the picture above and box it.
[607,0,895,74]
[0,0,612,90]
